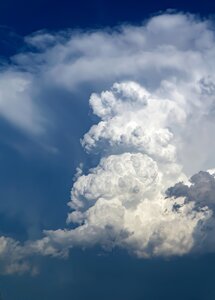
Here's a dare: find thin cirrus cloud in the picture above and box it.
[0,70,45,135]
[1,12,215,274]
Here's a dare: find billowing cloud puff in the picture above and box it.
[1,12,215,273]
[82,82,183,163]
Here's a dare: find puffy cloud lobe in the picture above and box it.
[69,152,161,214]
[63,150,210,257]
[82,81,184,165]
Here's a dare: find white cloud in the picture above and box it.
[0,236,35,275]
[0,69,45,135]
[44,80,213,258]
[42,13,215,259]
[15,13,214,95]
[1,12,215,273]
[2,12,215,144]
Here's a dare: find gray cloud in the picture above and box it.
[166,170,215,254]
[166,171,215,210]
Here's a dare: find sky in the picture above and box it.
[1,0,215,299]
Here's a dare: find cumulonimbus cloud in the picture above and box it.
[43,81,214,259]
[1,12,215,274]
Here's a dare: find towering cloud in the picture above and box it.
[43,81,212,258]
[1,12,215,273]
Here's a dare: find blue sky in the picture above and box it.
[1,1,215,299]
[0,0,215,35]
